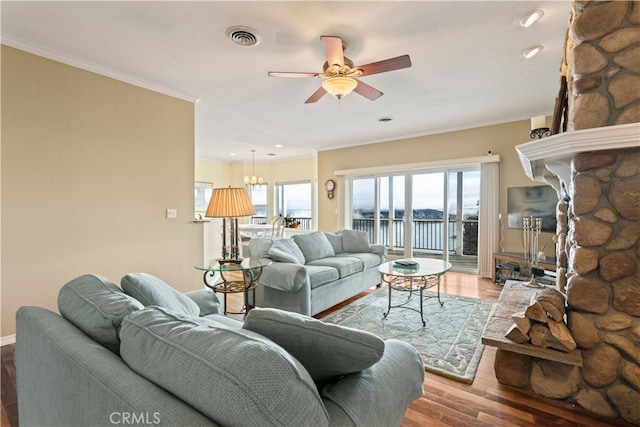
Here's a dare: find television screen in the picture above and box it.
[507,186,558,233]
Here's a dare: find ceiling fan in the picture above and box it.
[268,35,412,104]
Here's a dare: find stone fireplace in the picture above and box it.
[485,2,640,425]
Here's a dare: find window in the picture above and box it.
[276,182,312,229]
[248,185,267,223]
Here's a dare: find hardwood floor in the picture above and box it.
[1,273,634,426]
[1,344,17,427]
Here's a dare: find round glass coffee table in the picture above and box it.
[194,257,272,315]
[378,258,452,326]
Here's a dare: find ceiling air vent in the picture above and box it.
[226,26,261,47]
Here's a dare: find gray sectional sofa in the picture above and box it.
[16,273,424,427]
[244,229,387,316]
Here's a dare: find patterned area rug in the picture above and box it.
[322,286,496,384]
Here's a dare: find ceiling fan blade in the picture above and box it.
[357,55,412,76]
[354,80,383,101]
[304,86,327,104]
[268,71,320,78]
[321,35,344,68]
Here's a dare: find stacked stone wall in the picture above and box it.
[566,149,640,424]
[567,1,640,130]
[564,3,640,423]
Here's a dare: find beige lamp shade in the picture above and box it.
[205,187,256,218]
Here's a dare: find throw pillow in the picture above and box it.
[243,308,385,383]
[341,229,371,253]
[324,232,344,254]
[268,238,306,264]
[120,306,329,427]
[247,237,273,257]
[292,231,335,263]
[57,274,143,354]
[184,288,221,316]
[121,273,200,317]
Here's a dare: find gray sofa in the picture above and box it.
[16,273,424,427]
[244,229,387,316]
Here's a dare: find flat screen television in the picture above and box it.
[507,185,558,233]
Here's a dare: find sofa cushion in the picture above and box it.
[293,231,335,262]
[324,232,344,254]
[341,229,371,253]
[306,265,340,289]
[307,256,363,278]
[121,273,200,317]
[268,238,305,264]
[120,306,329,427]
[243,308,385,383]
[344,252,384,270]
[57,274,143,354]
[247,237,273,257]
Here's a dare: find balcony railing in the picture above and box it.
[352,218,478,255]
[250,216,477,255]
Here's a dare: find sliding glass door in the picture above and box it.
[350,168,479,272]
[411,172,446,258]
[352,175,406,250]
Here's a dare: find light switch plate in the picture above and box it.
[166,208,177,219]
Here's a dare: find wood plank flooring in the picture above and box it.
[1,273,634,426]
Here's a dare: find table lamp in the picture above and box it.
[205,187,256,261]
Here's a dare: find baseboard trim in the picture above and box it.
[1,334,16,346]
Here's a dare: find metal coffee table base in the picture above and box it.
[382,275,444,326]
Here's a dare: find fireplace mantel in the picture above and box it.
[515,123,640,193]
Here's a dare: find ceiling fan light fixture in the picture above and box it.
[322,77,358,99]
[522,45,544,59]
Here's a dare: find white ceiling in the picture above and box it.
[1,1,572,163]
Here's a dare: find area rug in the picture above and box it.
[321,286,495,384]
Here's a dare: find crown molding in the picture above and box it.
[2,38,198,103]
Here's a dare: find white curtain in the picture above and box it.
[478,162,500,278]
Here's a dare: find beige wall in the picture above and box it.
[1,46,202,337]
[317,120,556,255]
[195,159,233,189]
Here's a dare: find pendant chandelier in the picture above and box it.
[244,150,264,190]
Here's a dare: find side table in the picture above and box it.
[194,257,272,315]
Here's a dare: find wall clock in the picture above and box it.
[325,179,336,199]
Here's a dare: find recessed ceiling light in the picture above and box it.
[275,144,283,148]
[230,153,236,156]
[378,117,393,123]
[517,9,544,28]
[522,45,544,59]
